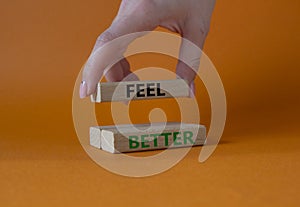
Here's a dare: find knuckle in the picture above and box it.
[199,19,210,37]
[96,30,116,45]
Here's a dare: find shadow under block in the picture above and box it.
[90,123,206,153]
[91,79,190,102]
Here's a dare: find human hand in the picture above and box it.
[80,0,215,98]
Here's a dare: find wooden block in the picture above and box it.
[89,124,138,149]
[90,126,101,149]
[96,122,206,153]
[91,79,190,103]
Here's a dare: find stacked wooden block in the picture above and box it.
[89,79,206,153]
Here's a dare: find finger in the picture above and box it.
[81,29,131,98]
[105,58,130,82]
[104,58,139,105]
[190,81,195,98]
[121,59,139,82]
[104,58,139,82]
[80,1,159,98]
[176,19,209,97]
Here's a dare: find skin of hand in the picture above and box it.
[80,0,216,98]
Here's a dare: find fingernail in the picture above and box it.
[79,81,87,99]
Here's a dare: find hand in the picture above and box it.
[80,0,215,98]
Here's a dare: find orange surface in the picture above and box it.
[1,0,300,206]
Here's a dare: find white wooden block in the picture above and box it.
[91,79,190,103]
[89,124,137,149]
[89,126,101,149]
[98,122,206,153]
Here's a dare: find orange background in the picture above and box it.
[1,0,299,206]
